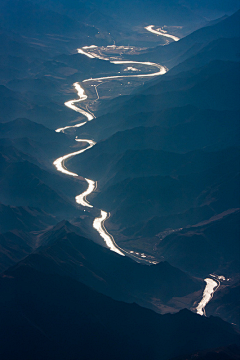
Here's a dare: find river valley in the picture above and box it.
[53,27,223,315]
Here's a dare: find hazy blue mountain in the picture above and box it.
[0,0,98,45]
[0,118,77,162]
[0,30,49,59]
[0,118,67,142]
[0,145,85,216]
[85,0,239,26]
[169,37,240,74]
[30,0,115,28]
[0,84,77,128]
[135,10,240,66]
[182,0,240,17]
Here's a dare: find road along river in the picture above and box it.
[53,45,167,261]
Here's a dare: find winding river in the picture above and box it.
[53,27,221,313]
[53,40,167,260]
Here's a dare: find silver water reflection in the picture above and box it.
[53,44,166,258]
[145,25,180,41]
[196,278,219,316]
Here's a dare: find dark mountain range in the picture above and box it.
[182,0,240,15]
[205,280,240,328]
[0,203,56,274]
[87,0,240,27]
[0,85,29,121]
[0,263,239,360]
[156,210,240,277]
[172,344,240,360]
[30,0,240,35]
[0,55,31,84]
[182,0,240,23]
[0,203,56,234]
[18,220,203,313]
[31,0,113,26]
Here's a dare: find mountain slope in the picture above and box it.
[22,221,203,312]
[205,280,240,328]
[156,210,240,276]
[0,0,97,39]
[0,203,56,234]
[0,118,78,162]
[0,263,239,360]
[0,145,85,216]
